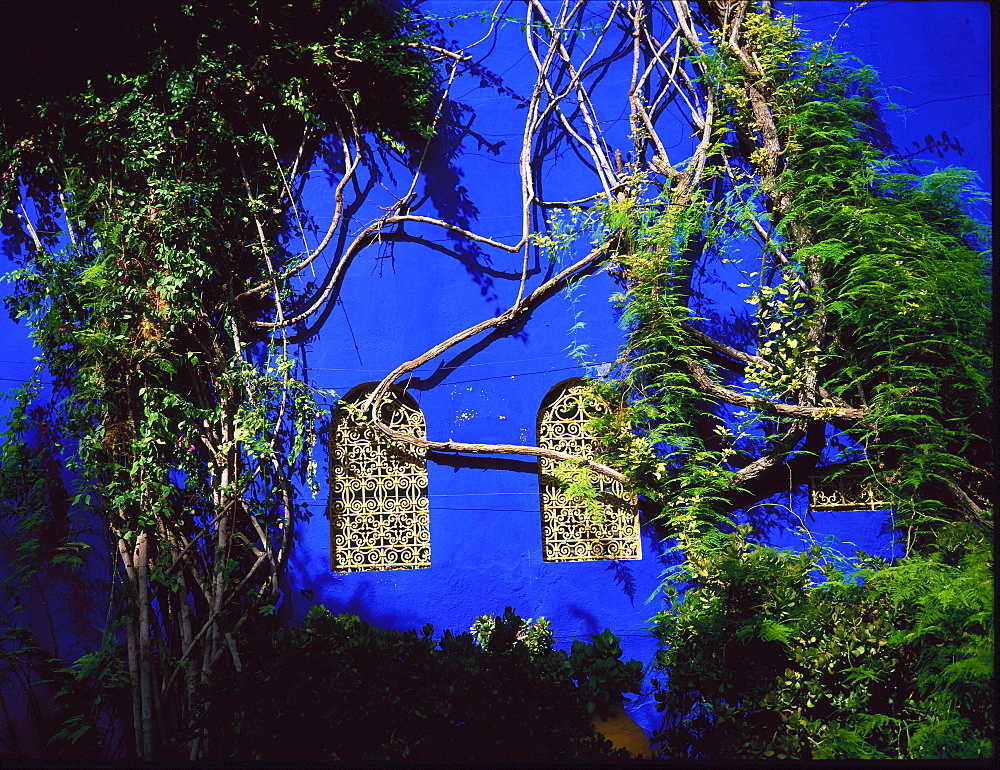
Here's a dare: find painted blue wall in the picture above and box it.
[0,0,991,748]
[276,1,992,734]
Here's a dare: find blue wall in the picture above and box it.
[277,1,992,733]
[0,0,991,747]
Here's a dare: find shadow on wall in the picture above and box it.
[279,575,410,633]
[284,69,521,346]
[0,419,121,758]
[567,605,601,638]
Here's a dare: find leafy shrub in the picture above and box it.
[200,606,636,762]
[651,525,993,760]
[568,629,644,720]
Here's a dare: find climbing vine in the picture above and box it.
[585,5,991,547]
[2,0,437,758]
[1,0,991,761]
[569,4,992,759]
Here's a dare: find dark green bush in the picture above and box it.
[200,606,637,762]
[651,524,993,760]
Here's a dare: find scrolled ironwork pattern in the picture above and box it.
[537,381,641,562]
[329,387,430,571]
[810,474,890,511]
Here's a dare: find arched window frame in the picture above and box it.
[536,378,641,562]
[328,383,431,572]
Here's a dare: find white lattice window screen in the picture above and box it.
[329,387,430,571]
[537,382,641,562]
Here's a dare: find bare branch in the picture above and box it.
[683,357,866,421]
[944,476,993,529]
[730,420,808,488]
[679,321,854,410]
[251,212,525,330]
[400,42,472,62]
[362,244,624,482]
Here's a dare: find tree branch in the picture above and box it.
[683,357,866,421]
[362,245,626,482]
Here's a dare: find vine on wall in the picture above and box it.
[0,0,991,761]
[576,4,992,758]
[2,0,437,758]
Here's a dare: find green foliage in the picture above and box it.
[427,8,604,37]
[0,405,97,756]
[1,0,439,758]
[591,187,744,538]
[46,630,132,758]
[568,629,643,720]
[651,525,993,760]
[548,459,608,523]
[470,605,554,656]
[471,607,643,720]
[3,0,439,541]
[592,7,992,540]
[530,205,600,264]
[201,606,633,762]
[560,7,995,762]
[0,402,74,583]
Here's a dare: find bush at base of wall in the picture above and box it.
[200,606,636,762]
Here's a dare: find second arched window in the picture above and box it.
[537,379,641,562]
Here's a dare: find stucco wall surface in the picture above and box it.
[282,0,992,734]
[0,0,991,748]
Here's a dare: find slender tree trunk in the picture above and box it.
[135,530,155,757]
[125,608,142,757]
[116,534,143,756]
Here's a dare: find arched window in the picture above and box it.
[329,384,430,571]
[537,379,641,562]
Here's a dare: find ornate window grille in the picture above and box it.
[537,379,641,562]
[329,384,430,571]
[809,472,890,511]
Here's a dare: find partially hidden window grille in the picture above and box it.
[329,385,430,571]
[809,473,891,511]
[537,379,641,562]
